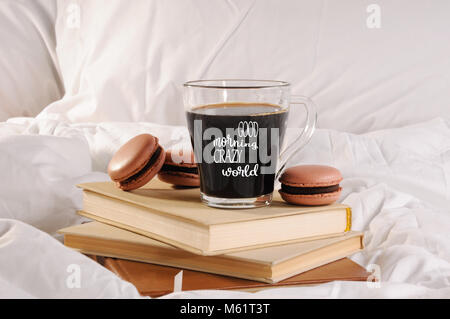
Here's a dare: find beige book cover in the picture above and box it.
[77,180,351,255]
[59,222,364,283]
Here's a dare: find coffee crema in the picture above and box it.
[186,102,288,199]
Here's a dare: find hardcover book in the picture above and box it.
[59,221,364,283]
[89,255,370,297]
[77,180,352,255]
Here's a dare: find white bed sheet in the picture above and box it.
[0,117,449,298]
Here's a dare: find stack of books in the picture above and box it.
[59,180,368,297]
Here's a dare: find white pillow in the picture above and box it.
[40,0,321,124]
[44,0,450,133]
[0,0,62,121]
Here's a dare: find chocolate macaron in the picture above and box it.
[158,149,200,187]
[107,134,165,191]
[279,165,343,206]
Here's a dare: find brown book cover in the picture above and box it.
[90,256,370,297]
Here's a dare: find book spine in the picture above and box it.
[345,207,352,231]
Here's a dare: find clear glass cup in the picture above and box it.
[183,80,316,209]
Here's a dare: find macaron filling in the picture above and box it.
[160,164,198,175]
[120,146,163,186]
[281,184,340,195]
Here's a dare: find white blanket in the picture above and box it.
[1,117,449,298]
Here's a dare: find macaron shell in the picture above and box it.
[118,146,166,191]
[108,134,159,181]
[279,187,342,206]
[164,149,197,168]
[279,165,343,187]
[158,171,200,187]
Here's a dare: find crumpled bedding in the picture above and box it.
[0,117,449,298]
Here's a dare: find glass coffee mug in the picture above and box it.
[183,80,316,208]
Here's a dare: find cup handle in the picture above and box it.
[276,95,317,179]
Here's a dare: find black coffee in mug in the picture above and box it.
[187,102,288,199]
[183,80,316,209]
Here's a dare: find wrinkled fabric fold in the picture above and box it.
[0,117,449,298]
